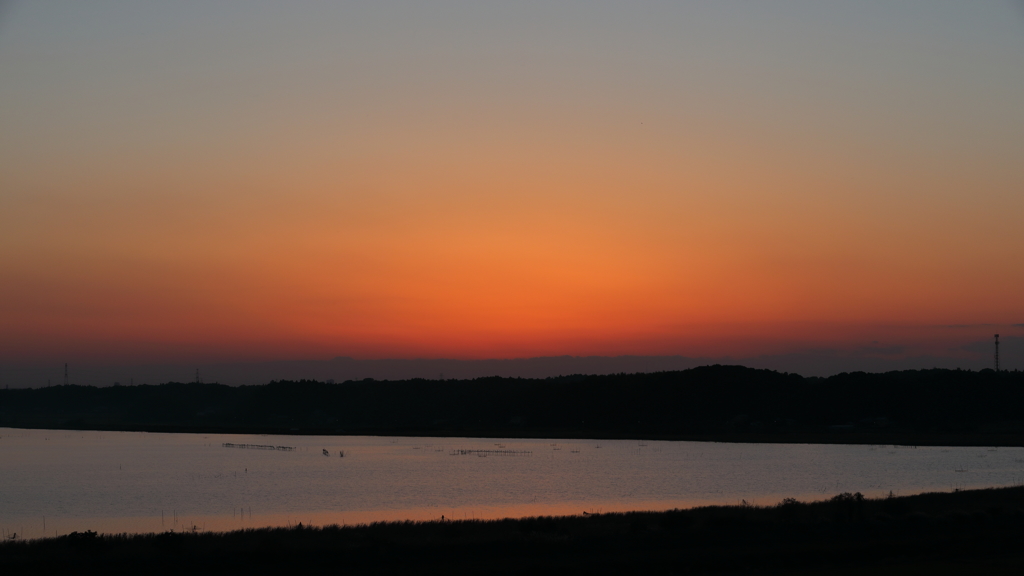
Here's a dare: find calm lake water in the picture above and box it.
[2,427,1023,540]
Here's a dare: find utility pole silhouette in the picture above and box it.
[994,334,1000,372]
[64,363,69,386]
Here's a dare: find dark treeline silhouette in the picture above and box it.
[3,486,1024,575]
[2,365,1023,444]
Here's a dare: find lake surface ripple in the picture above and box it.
[2,428,1023,539]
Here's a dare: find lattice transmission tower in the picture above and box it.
[994,334,1000,372]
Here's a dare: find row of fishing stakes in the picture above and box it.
[323,449,344,457]
[156,507,251,527]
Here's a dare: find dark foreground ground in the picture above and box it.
[3,486,1024,575]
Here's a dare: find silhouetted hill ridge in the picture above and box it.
[2,365,1022,441]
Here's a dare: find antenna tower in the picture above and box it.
[195,368,201,384]
[994,334,1000,372]
[64,363,69,386]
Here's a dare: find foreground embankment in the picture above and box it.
[3,366,1024,446]
[3,486,1024,575]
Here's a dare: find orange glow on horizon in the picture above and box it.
[2,3,1023,368]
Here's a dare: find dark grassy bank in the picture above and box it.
[4,486,1024,575]
[3,365,1023,446]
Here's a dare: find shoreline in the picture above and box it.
[4,486,1024,574]
[5,422,1024,447]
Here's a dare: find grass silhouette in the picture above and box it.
[3,486,1024,574]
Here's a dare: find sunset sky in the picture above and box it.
[2,1,1022,379]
